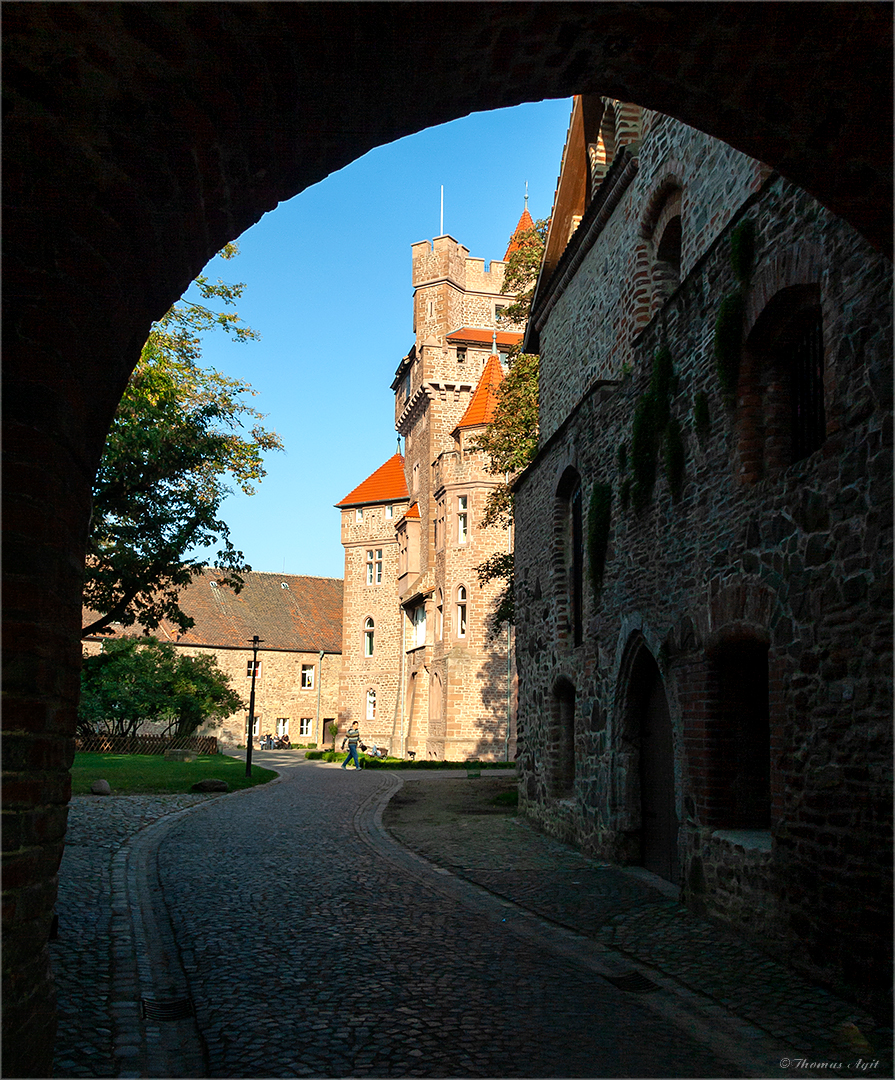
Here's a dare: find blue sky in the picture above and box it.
[189,98,573,580]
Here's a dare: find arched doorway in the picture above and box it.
[619,639,679,884]
[638,657,679,884]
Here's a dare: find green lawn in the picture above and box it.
[71,752,277,795]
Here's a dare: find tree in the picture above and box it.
[82,244,283,638]
[78,637,245,738]
[474,221,546,635]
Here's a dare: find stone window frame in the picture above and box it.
[276,717,290,736]
[549,675,577,799]
[634,174,685,330]
[738,281,826,485]
[299,717,312,737]
[365,549,375,585]
[363,617,375,657]
[355,507,363,523]
[300,663,315,689]
[455,584,468,640]
[553,465,584,648]
[365,687,377,722]
[457,494,469,545]
[246,659,261,678]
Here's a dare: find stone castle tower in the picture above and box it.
[336,209,532,759]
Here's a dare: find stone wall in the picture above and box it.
[514,164,892,1011]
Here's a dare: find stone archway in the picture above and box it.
[4,4,892,1073]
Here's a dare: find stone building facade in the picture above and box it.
[84,570,343,748]
[514,96,892,1012]
[336,223,529,759]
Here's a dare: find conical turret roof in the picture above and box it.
[504,206,535,260]
[456,355,504,430]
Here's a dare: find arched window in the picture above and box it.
[653,212,682,300]
[366,688,376,722]
[555,467,584,646]
[364,617,374,657]
[740,285,825,482]
[456,585,467,639]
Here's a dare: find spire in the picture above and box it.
[455,354,504,430]
[504,188,535,261]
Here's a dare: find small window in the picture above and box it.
[456,347,467,363]
[413,605,426,648]
[276,717,290,736]
[385,505,394,519]
[366,690,376,721]
[301,664,314,689]
[299,717,312,737]
[364,618,375,657]
[281,581,289,590]
[495,303,507,321]
[250,716,260,737]
[247,659,261,678]
[355,508,363,523]
[457,586,467,639]
[210,580,219,589]
[366,549,374,585]
[457,495,468,545]
[375,549,383,584]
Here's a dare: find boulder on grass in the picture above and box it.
[191,779,229,793]
[90,779,112,796]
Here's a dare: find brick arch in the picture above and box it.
[636,174,685,324]
[4,4,893,1072]
[738,244,826,484]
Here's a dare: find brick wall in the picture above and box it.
[515,152,892,1011]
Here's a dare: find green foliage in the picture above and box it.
[730,217,756,286]
[497,218,549,324]
[693,391,711,444]
[70,752,275,795]
[629,346,686,510]
[714,291,745,404]
[490,789,519,808]
[78,638,244,738]
[617,443,628,473]
[664,416,685,500]
[587,482,613,597]
[630,390,661,510]
[83,245,283,638]
[476,551,515,639]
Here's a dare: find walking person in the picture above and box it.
[340,721,362,771]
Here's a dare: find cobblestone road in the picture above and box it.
[50,756,892,1079]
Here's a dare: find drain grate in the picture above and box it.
[141,997,194,1021]
[602,971,659,994]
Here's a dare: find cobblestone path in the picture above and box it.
[154,765,740,1078]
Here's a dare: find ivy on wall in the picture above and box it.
[587,481,613,599]
[628,344,682,509]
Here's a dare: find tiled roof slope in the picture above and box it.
[446,328,524,348]
[504,206,535,260]
[456,354,504,430]
[403,502,420,520]
[336,453,408,508]
[85,570,343,653]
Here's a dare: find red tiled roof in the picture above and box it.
[403,502,420,520]
[84,570,343,653]
[504,207,535,260]
[336,454,408,508]
[445,327,523,348]
[456,355,503,430]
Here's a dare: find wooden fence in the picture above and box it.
[75,733,218,755]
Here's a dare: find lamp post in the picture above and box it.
[245,635,263,777]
